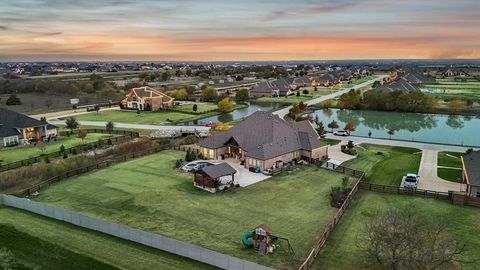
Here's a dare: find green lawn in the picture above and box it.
[437,151,463,182]
[438,168,463,183]
[438,151,463,167]
[340,144,421,186]
[321,138,341,146]
[314,191,480,270]
[423,78,480,100]
[0,133,116,164]
[64,104,246,125]
[0,207,216,270]
[173,103,218,113]
[35,150,345,269]
[67,110,200,125]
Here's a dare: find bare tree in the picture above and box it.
[358,206,466,270]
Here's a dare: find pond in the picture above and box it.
[312,109,480,147]
[180,102,283,125]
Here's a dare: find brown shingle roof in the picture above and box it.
[198,111,325,160]
[201,162,236,179]
[463,150,480,186]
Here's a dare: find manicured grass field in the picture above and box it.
[423,77,480,100]
[0,133,116,164]
[173,103,218,113]
[0,207,216,270]
[437,151,463,182]
[314,191,480,270]
[438,168,463,182]
[438,151,463,167]
[35,150,345,269]
[68,110,200,125]
[340,144,421,186]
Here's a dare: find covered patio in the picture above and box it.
[194,162,237,193]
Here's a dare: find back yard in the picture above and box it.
[423,76,480,100]
[0,207,216,270]
[340,144,421,186]
[314,191,480,270]
[0,133,117,164]
[34,150,345,269]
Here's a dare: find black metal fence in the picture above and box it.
[13,143,170,197]
[0,129,139,173]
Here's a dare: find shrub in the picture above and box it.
[179,135,199,145]
[59,144,65,153]
[63,152,68,159]
[107,138,112,145]
[175,159,183,168]
[5,94,22,105]
[0,248,17,270]
[302,89,309,95]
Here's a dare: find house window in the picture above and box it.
[209,149,214,158]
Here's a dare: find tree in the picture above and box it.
[344,122,356,134]
[40,116,47,122]
[166,89,188,100]
[217,97,233,113]
[6,94,21,105]
[94,104,100,114]
[192,104,198,112]
[359,206,465,270]
[137,109,140,116]
[161,71,172,81]
[327,120,339,132]
[105,121,114,133]
[296,91,300,97]
[447,100,465,114]
[387,128,395,139]
[302,89,309,95]
[65,117,79,132]
[316,121,326,137]
[0,248,17,270]
[235,88,249,101]
[209,122,230,134]
[78,129,88,142]
[202,86,218,102]
[372,80,381,89]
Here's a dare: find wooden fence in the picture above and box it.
[298,162,365,270]
[0,129,139,173]
[358,181,452,200]
[451,191,480,207]
[13,144,169,197]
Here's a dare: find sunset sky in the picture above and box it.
[0,0,479,61]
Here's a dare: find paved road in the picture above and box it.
[272,75,387,118]
[326,134,473,192]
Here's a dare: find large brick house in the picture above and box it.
[121,86,174,111]
[198,111,328,171]
[0,108,58,147]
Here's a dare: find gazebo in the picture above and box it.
[194,163,237,193]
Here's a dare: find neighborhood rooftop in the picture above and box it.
[463,150,480,186]
[0,108,54,137]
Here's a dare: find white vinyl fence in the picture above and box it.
[0,194,274,270]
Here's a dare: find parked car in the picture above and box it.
[86,106,96,112]
[333,130,349,136]
[402,173,419,189]
[181,161,214,172]
[205,122,217,127]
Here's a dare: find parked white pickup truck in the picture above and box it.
[402,173,420,189]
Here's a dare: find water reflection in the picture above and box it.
[335,109,438,132]
[312,108,480,146]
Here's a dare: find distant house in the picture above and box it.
[0,108,58,147]
[462,150,480,197]
[198,111,328,171]
[376,78,418,92]
[314,73,339,87]
[121,86,174,111]
[250,77,294,97]
[402,70,436,84]
[292,75,312,88]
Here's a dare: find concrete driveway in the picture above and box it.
[416,149,466,193]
